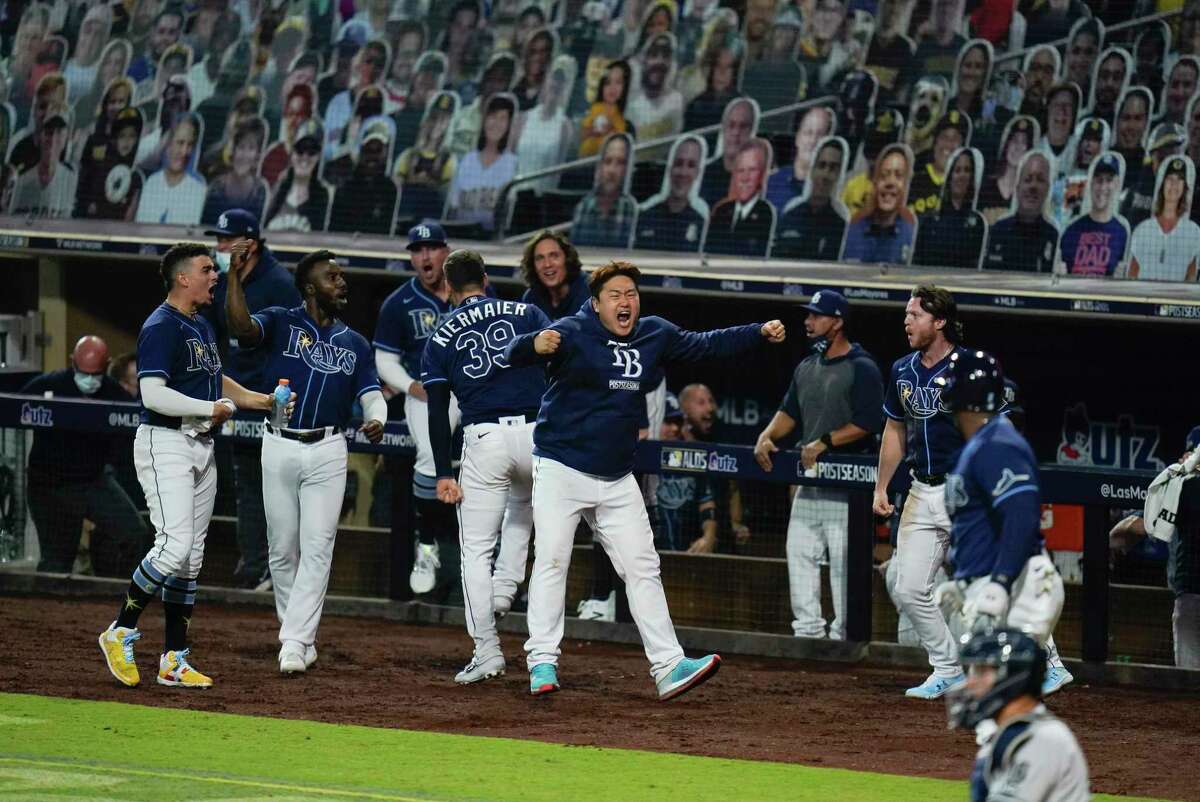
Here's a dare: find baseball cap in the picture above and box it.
[1079,118,1105,143]
[361,117,392,146]
[664,392,684,421]
[1164,155,1189,180]
[1186,425,1200,452]
[205,208,261,239]
[1149,122,1185,153]
[407,222,448,250]
[292,119,323,150]
[1093,152,1121,176]
[933,110,971,141]
[802,289,849,318]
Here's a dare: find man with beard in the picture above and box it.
[754,290,883,641]
[21,335,148,576]
[1018,46,1060,122]
[1112,87,1152,179]
[842,143,917,264]
[775,136,850,261]
[699,97,759,207]
[704,138,776,256]
[635,134,709,252]
[908,110,971,219]
[765,105,834,211]
[572,133,638,248]
[983,151,1059,272]
[626,33,684,143]
[1121,122,1185,231]
[327,119,397,235]
[223,247,385,674]
[1058,152,1129,276]
[1157,57,1199,127]
[742,0,780,63]
[1086,47,1130,129]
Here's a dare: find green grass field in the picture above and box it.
[0,693,1173,802]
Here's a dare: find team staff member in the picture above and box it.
[504,261,786,699]
[21,335,148,576]
[205,208,302,591]
[948,630,1091,801]
[519,229,590,321]
[754,290,884,641]
[937,351,1068,661]
[99,243,277,689]
[422,250,550,685]
[225,246,385,674]
[374,223,460,596]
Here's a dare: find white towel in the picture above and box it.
[1144,450,1200,542]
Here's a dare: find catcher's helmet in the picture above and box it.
[946,628,1046,730]
[937,350,1005,413]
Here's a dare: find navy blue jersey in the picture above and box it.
[945,415,1044,584]
[249,306,380,429]
[505,307,764,478]
[419,295,550,426]
[373,277,454,378]
[520,273,591,321]
[137,303,223,427]
[884,346,972,478]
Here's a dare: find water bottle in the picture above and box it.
[271,379,291,428]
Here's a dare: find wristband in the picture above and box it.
[820,432,834,448]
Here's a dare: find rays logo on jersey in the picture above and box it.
[898,379,949,419]
[186,339,221,374]
[283,325,358,375]
[409,309,444,340]
[945,472,969,516]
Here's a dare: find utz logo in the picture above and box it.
[20,403,53,427]
[1056,403,1164,471]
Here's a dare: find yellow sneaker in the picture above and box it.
[157,649,213,688]
[98,623,141,687]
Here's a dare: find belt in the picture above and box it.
[912,470,946,486]
[470,411,538,426]
[268,424,335,443]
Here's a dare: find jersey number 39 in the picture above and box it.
[457,321,516,379]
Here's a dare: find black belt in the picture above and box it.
[912,470,946,486]
[269,424,332,443]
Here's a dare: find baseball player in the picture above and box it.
[936,351,1069,677]
[873,285,970,699]
[374,222,462,595]
[503,260,786,699]
[224,247,386,674]
[421,250,549,684]
[947,629,1091,802]
[99,243,276,688]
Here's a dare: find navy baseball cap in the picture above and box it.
[802,289,849,318]
[1093,153,1121,176]
[407,222,448,250]
[205,208,260,239]
[1186,425,1200,451]
[664,392,684,421]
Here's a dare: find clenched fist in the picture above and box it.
[534,329,562,354]
[761,320,786,343]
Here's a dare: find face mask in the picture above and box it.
[74,371,102,395]
[214,251,232,273]
[808,334,831,354]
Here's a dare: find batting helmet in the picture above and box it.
[946,629,1046,730]
[937,350,1005,413]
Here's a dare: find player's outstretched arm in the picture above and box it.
[664,319,785,364]
[221,375,274,412]
[224,246,264,348]
[503,327,562,366]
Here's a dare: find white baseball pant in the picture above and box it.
[786,486,848,639]
[894,478,960,676]
[405,392,461,489]
[526,456,685,682]
[457,418,534,660]
[962,552,1066,669]
[134,425,217,580]
[261,428,348,649]
[884,555,949,646]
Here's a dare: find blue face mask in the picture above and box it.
[214,251,232,273]
[74,371,102,395]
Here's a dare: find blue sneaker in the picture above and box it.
[1042,666,1074,697]
[656,654,722,701]
[529,663,560,696]
[905,672,966,700]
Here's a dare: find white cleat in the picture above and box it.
[576,591,616,622]
[410,542,440,594]
[304,644,318,669]
[455,654,506,685]
[280,645,307,675]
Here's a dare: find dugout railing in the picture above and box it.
[0,391,1171,676]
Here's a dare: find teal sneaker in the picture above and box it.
[905,671,966,700]
[656,654,721,701]
[529,663,560,696]
[1042,665,1073,696]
